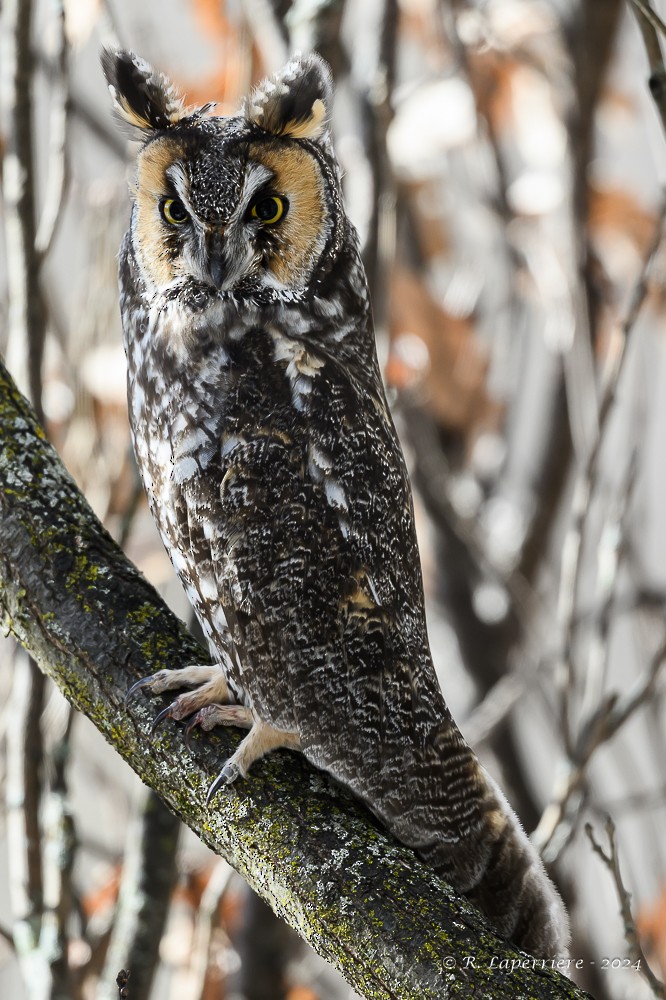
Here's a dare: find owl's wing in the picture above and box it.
[176,338,456,822]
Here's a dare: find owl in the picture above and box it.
[103,48,569,959]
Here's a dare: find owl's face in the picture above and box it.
[102,51,340,300]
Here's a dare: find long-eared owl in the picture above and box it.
[103,48,569,959]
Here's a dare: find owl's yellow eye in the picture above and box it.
[250,195,286,225]
[160,197,189,225]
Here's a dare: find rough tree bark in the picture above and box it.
[0,358,593,1000]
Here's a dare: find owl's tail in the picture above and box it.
[413,767,570,960]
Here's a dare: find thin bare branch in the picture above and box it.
[0,0,47,420]
[98,790,180,1000]
[242,0,289,71]
[586,818,666,998]
[535,636,666,858]
[5,650,47,992]
[35,49,126,161]
[579,448,638,727]
[632,0,666,37]
[630,0,666,135]
[35,1,70,262]
[556,202,666,750]
[191,862,233,1000]
[360,0,398,336]
[42,705,76,999]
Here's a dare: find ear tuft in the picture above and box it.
[243,53,333,142]
[101,48,188,134]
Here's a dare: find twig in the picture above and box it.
[5,649,47,991]
[595,783,666,816]
[242,0,289,71]
[98,789,180,1000]
[98,0,124,50]
[35,2,70,262]
[34,50,126,161]
[190,862,233,1000]
[41,704,76,997]
[0,0,47,421]
[586,818,666,998]
[579,447,638,727]
[464,666,537,747]
[535,635,666,857]
[630,0,666,135]
[631,0,666,37]
[358,0,398,338]
[556,202,666,749]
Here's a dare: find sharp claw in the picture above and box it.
[206,761,240,804]
[125,675,156,707]
[151,702,175,734]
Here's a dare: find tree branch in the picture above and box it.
[0,0,47,420]
[0,357,593,1000]
[98,789,180,1000]
[630,0,666,135]
[586,818,666,998]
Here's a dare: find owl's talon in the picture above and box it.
[150,702,176,733]
[206,761,241,803]
[125,674,158,706]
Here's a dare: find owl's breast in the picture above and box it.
[124,312,430,734]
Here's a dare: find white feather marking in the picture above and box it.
[269,329,324,410]
[170,548,188,573]
[198,574,218,600]
[221,433,243,457]
[176,427,211,456]
[308,443,333,474]
[154,437,172,466]
[325,478,348,512]
[173,455,198,484]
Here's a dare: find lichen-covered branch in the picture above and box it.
[0,358,593,1000]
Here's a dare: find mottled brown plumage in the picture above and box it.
[103,48,569,958]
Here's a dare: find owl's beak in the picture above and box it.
[208,254,226,289]
[205,229,228,289]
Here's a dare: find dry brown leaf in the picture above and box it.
[173,0,253,109]
[286,988,319,1000]
[588,184,657,255]
[638,885,666,979]
[80,864,121,919]
[466,48,518,136]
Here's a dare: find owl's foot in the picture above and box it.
[184,703,253,748]
[207,719,301,804]
[126,664,223,703]
[126,665,230,731]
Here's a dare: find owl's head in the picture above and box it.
[102,50,343,300]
